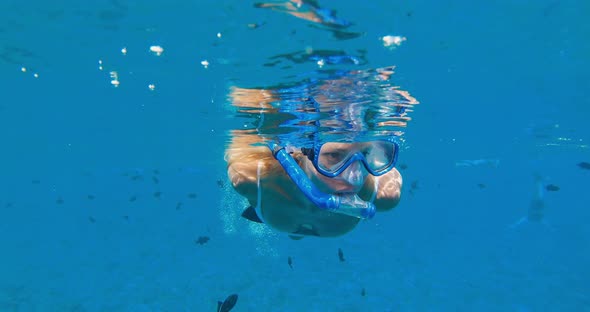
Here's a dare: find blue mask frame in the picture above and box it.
[301,138,400,178]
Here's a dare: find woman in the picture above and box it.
[225,132,402,238]
[225,68,415,238]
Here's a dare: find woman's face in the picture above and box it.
[304,142,370,194]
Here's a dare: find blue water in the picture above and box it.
[1,0,589,311]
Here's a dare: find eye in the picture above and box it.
[324,152,340,159]
[321,150,346,163]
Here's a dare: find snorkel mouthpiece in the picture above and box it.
[269,142,376,219]
[336,194,376,219]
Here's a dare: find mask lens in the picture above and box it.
[317,143,356,173]
[366,141,396,172]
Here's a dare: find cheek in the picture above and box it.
[316,174,343,191]
[309,170,336,191]
[303,158,344,192]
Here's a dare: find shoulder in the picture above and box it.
[225,136,298,199]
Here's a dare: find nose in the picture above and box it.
[340,161,367,187]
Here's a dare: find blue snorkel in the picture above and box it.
[268,141,376,219]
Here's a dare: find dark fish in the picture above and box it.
[545,184,560,192]
[88,216,96,223]
[31,179,41,184]
[477,183,486,189]
[578,162,590,170]
[176,202,183,210]
[131,175,143,181]
[129,195,137,202]
[398,164,408,170]
[288,256,293,269]
[87,195,95,200]
[153,191,162,198]
[187,193,197,199]
[217,294,238,312]
[123,215,129,221]
[247,21,266,29]
[338,248,345,262]
[411,180,419,189]
[153,169,160,175]
[152,176,159,184]
[195,236,210,245]
[361,287,366,297]
[217,179,225,188]
[5,202,13,208]
[56,197,64,205]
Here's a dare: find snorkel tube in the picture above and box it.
[268,141,376,219]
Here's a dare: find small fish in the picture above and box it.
[153,191,162,198]
[338,248,345,262]
[88,216,96,223]
[398,164,408,170]
[247,21,266,29]
[56,197,64,205]
[187,193,197,199]
[153,169,160,175]
[361,287,366,297]
[31,179,41,184]
[123,215,129,221]
[216,179,225,188]
[477,183,486,189]
[87,195,95,200]
[217,294,238,312]
[176,202,183,210]
[131,175,143,181]
[545,184,560,192]
[195,236,210,245]
[578,162,590,170]
[5,202,13,208]
[288,256,293,269]
[152,176,159,184]
[129,195,137,202]
[409,180,419,196]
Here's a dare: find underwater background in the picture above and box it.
[1,0,589,311]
